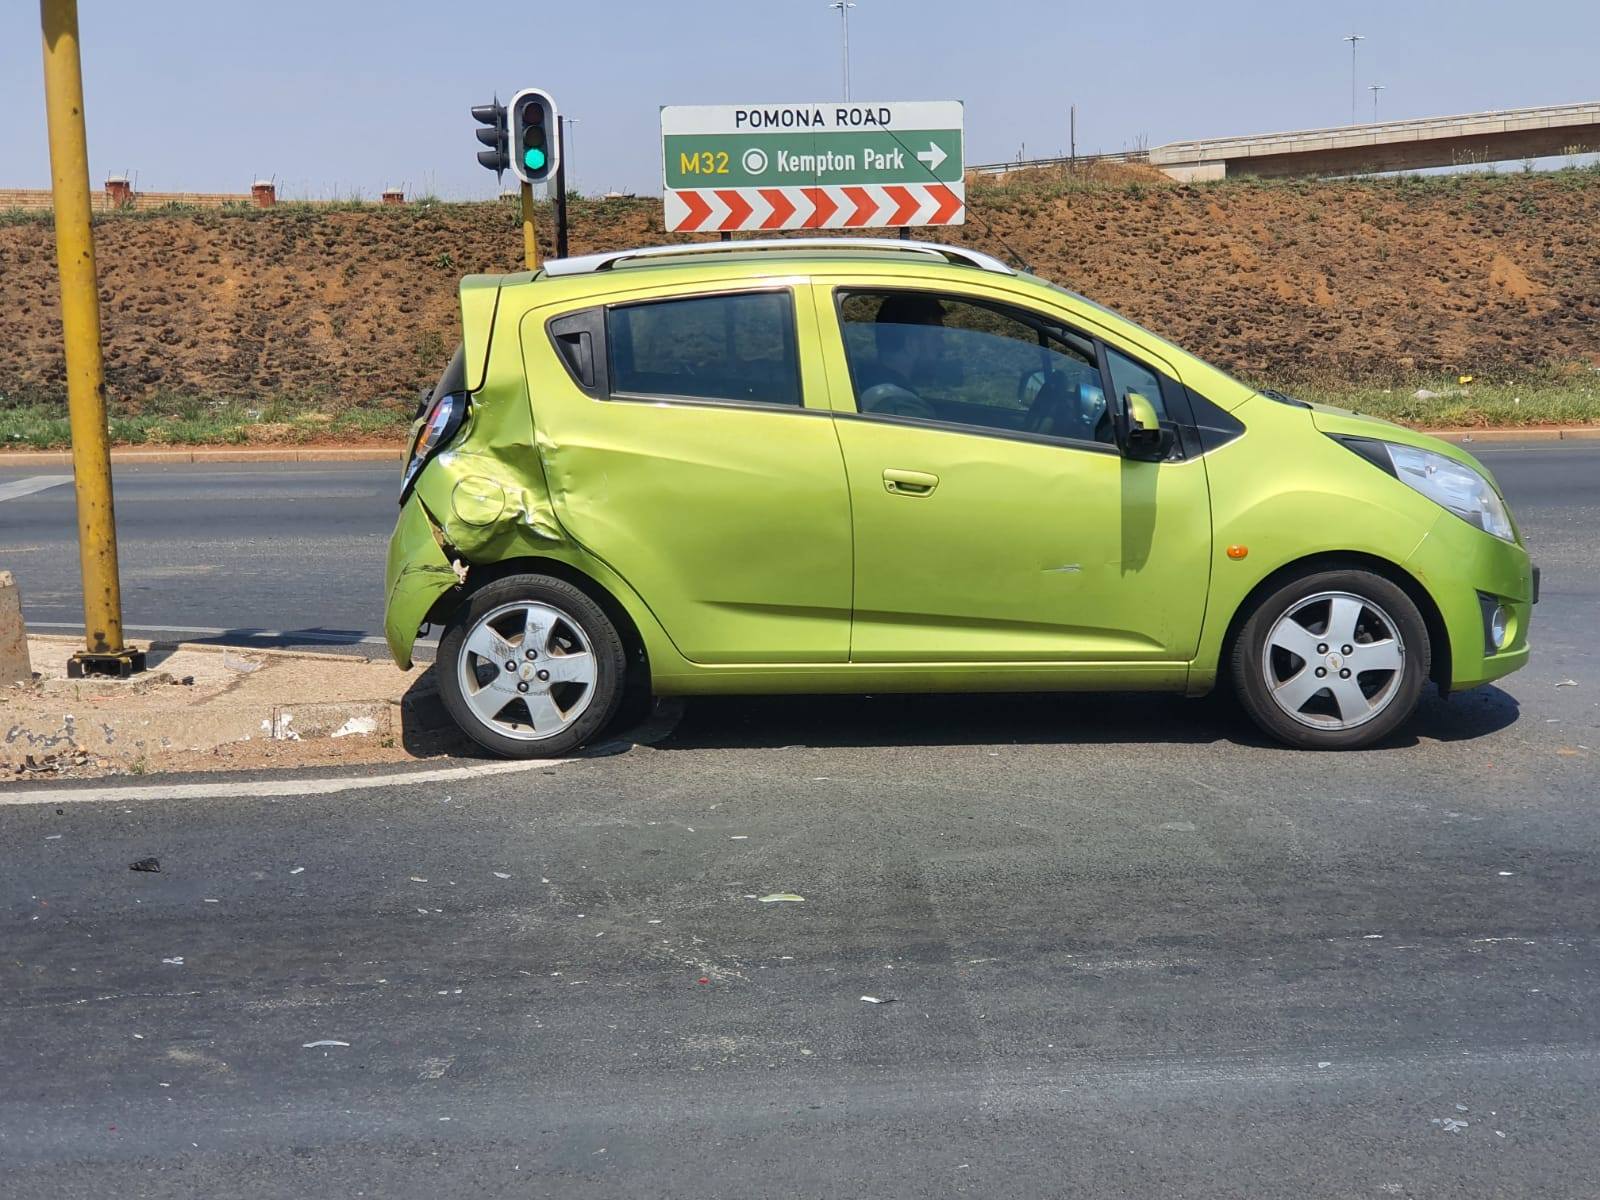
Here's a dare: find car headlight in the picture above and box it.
[1338,437,1515,542]
[1383,443,1514,541]
[399,389,468,503]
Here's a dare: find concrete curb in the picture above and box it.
[1428,427,1600,444]
[7,634,434,778]
[0,446,403,467]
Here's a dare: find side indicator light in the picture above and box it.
[1226,545,1249,559]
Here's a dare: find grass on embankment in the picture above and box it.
[1282,376,1600,429]
[0,393,409,450]
[0,377,1596,451]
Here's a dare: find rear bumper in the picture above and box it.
[1405,514,1534,692]
[384,495,459,669]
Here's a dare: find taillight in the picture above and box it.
[399,390,467,502]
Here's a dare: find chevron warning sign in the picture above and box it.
[665,183,964,233]
[661,101,965,233]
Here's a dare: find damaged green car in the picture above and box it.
[387,238,1535,757]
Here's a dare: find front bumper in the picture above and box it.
[384,494,460,669]
[1405,512,1535,692]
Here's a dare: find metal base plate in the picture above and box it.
[66,648,148,679]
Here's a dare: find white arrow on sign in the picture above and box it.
[915,141,948,172]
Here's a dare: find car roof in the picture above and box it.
[537,237,1016,279]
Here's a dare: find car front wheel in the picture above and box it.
[1232,569,1431,750]
[437,574,626,758]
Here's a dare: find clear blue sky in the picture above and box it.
[3,1,1596,199]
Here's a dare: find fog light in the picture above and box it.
[1489,605,1508,650]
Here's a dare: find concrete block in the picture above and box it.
[0,572,31,685]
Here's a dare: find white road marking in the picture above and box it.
[0,758,570,806]
[0,475,72,503]
[25,620,438,651]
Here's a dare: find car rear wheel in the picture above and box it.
[437,574,626,759]
[1231,569,1430,750]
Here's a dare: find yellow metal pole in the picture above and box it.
[519,180,539,270]
[39,0,142,676]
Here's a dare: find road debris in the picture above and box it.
[221,652,262,674]
[129,857,161,873]
[303,1039,350,1048]
[1555,679,1578,688]
[289,867,305,875]
[493,872,511,879]
[1431,1117,1469,1133]
[161,956,184,965]
[757,893,805,903]
[861,996,898,1004]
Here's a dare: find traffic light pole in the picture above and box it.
[554,150,569,259]
[519,181,539,271]
[38,0,143,678]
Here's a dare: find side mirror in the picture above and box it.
[1120,391,1173,461]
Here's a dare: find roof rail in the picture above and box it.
[541,237,1016,278]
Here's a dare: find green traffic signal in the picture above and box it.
[508,88,557,184]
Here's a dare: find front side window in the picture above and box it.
[1104,346,1170,424]
[838,290,1112,444]
[608,290,801,407]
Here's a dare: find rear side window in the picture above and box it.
[607,291,801,408]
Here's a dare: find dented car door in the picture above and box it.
[520,281,853,665]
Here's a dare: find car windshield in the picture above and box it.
[1036,277,1251,391]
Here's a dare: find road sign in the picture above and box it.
[661,101,964,233]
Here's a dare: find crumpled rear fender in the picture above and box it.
[413,447,564,560]
[384,494,459,669]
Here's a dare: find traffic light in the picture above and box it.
[472,99,508,178]
[509,88,560,185]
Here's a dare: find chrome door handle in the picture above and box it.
[883,468,939,496]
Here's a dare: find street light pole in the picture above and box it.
[1342,32,1364,125]
[1368,82,1385,123]
[830,1,856,101]
[38,0,143,678]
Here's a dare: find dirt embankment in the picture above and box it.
[2,172,1597,413]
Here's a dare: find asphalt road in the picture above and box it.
[0,441,1595,659]
[0,462,401,655]
[3,441,1598,1196]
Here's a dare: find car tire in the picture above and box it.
[1231,568,1430,750]
[437,573,626,759]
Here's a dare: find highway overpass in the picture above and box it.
[972,101,1600,181]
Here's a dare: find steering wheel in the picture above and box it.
[860,381,938,421]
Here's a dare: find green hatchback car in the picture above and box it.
[385,238,1535,756]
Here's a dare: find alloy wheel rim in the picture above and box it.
[456,601,597,741]
[1261,590,1406,731]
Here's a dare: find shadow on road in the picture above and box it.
[137,627,392,656]
[395,669,1523,758]
[653,690,1265,751]
[1411,683,1521,742]
[648,684,1522,753]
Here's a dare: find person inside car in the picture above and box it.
[857,292,946,419]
